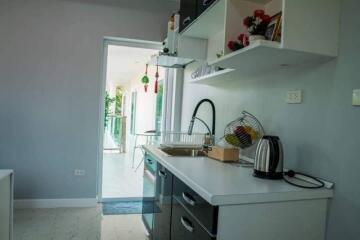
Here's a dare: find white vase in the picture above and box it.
[249,35,265,44]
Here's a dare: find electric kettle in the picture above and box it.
[254,136,283,179]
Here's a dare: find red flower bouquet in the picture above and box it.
[243,9,271,36]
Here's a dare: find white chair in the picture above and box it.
[132,130,160,171]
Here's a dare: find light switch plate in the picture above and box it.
[287,90,303,104]
[353,89,360,106]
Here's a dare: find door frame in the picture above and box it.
[97,37,162,202]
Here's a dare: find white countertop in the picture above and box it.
[0,170,13,181]
[144,145,333,206]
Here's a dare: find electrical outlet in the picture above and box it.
[353,89,360,106]
[74,169,86,176]
[286,90,303,104]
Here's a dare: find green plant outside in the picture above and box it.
[104,91,115,128]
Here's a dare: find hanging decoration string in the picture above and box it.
[155,58,159,94]
[141,64,150,93]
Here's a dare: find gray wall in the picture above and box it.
[181,0,359,239]
[0,0,177,199]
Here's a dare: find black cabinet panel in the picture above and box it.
[179,0,197,33]
[197,0,216,15]
[153,163,173,240]
[172,176,218,235]
[142,154,157,239]
[172,197,215,240]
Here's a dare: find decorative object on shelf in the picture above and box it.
[238,33,249,47]
[191,64,222,79]
[141,64,150,92]
[243,9,271,44]
[169,13,176,31]
[227,40,244,51]
[216,50,224,59]
[265,12,282,41]
[154,64,159,94]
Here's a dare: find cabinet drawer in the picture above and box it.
[179,0,197,33]
[144,154,156,175]
[197,0,217,15]
[172,197,216,240]
[173,176,218,235]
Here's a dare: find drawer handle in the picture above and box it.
[181,217,194,233]
[158,170,167,178]
[183,16,191,25]
[182,192,196,206]
[203,0,211,6]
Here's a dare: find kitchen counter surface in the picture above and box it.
[144,145,333,206]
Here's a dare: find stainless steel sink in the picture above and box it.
[160,147,206,157]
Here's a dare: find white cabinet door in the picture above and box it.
[0,175,11,240]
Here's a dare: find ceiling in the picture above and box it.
[106,45,158,87]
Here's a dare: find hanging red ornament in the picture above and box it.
[154,62,159,94]
[154,79,158,94]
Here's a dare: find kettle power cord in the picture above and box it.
[283,170,325,189]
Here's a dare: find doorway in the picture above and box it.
[98,38,165,202]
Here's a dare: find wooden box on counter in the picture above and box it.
[207,146,239,162]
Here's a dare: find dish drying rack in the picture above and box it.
[159,132,207,148]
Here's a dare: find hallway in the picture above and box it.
[102,152,144,199]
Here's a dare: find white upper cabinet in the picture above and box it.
[180,0,341,84]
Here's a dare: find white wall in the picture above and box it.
[180,0,360,239]
[0,0,177,199]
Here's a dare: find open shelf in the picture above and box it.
[210,40,281,67]
[192,40,334,84]
[178,0,340,84]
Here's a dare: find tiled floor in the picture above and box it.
[102,152,144,199]
[14,207,148,240]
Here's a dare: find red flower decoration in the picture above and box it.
[254,9,265,18]
[243,17,251,27]
[244,36,249,46]
[261,14,271,24]
[238,33,246,42]
[227,41,236,50]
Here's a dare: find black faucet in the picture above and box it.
[188,99,216,136]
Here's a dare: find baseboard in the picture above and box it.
[14,198,98,209]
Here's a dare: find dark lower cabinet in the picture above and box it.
[172,176,218,235]
[153,163,173,240]
[171,197,216,240]
[145,157,218,240]
[142,154,157,239]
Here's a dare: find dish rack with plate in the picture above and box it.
[160,132,208,148]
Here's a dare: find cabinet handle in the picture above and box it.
[182,192,196,206]
[158,170,167,178]
[203,0,212,6]
[183,16,191,25]
[181,217,194,233]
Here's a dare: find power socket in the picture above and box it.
[353,89,360,106]
[286,90,303,104]
[74,169,86,176]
